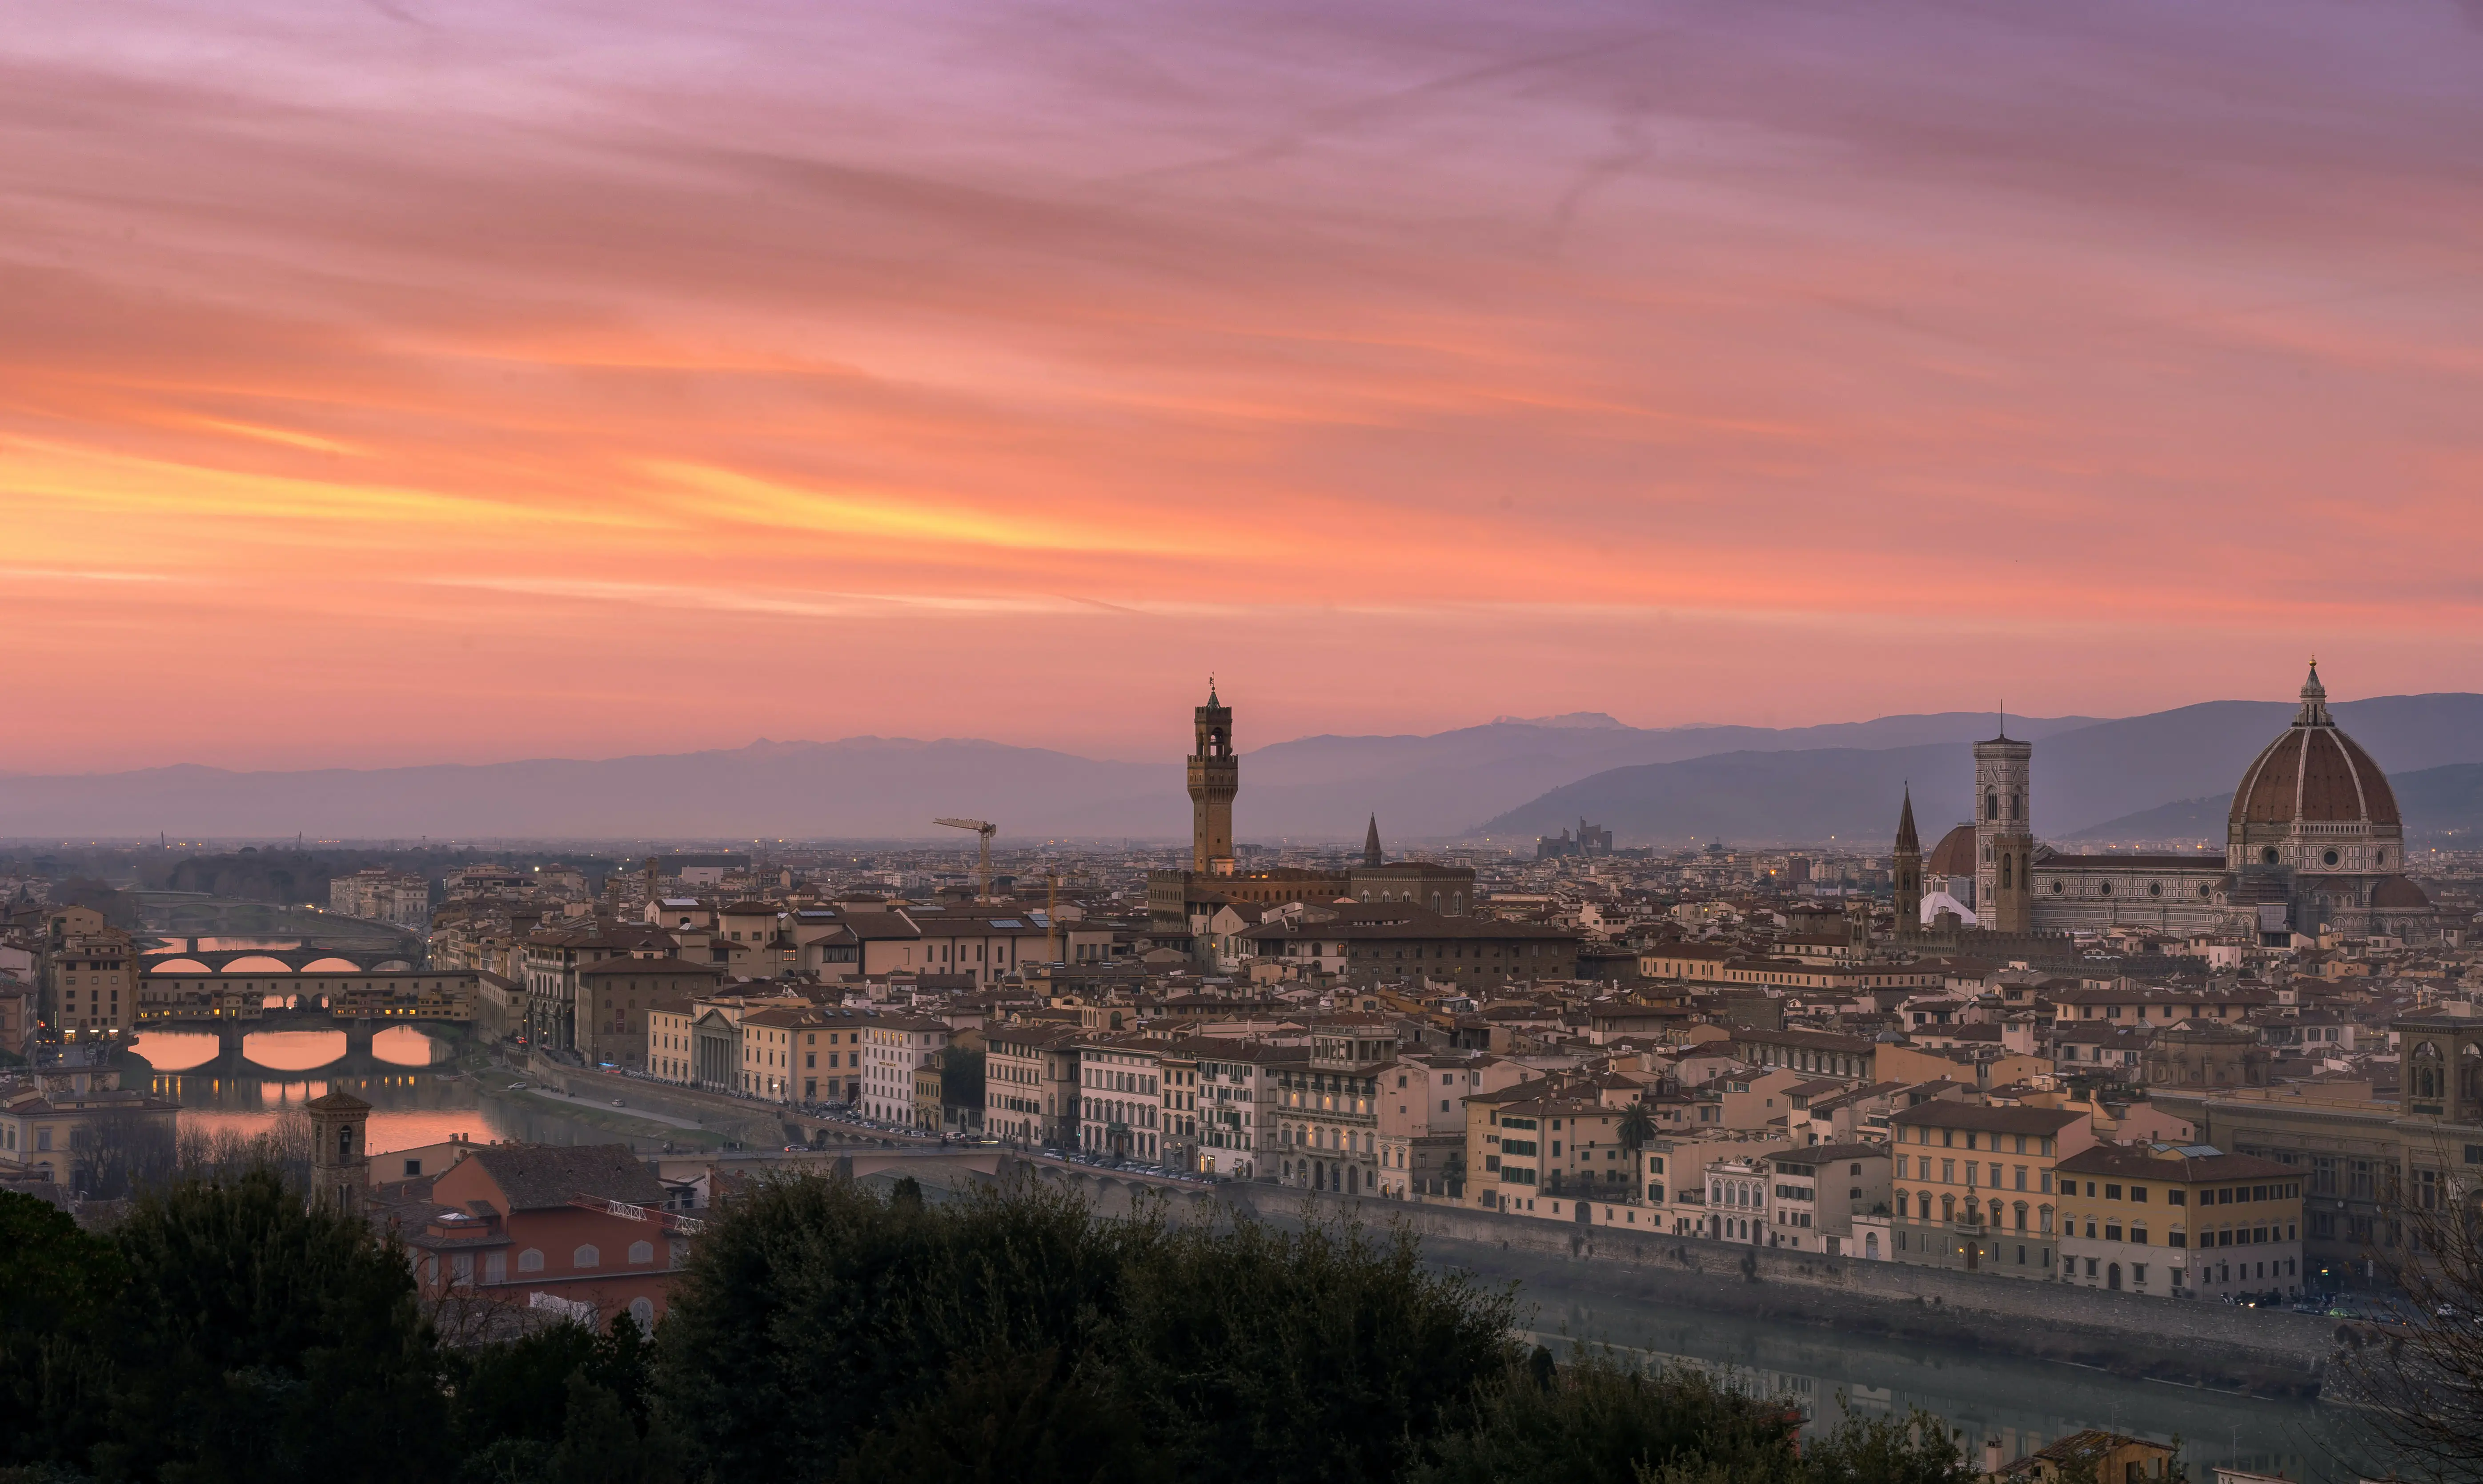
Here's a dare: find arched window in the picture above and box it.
[628,1297,656,1333]
[518,1248,544,1273]
[2001,856,2012,889]
[574,1245,600,1269]
[2010,793,2021,821]
[1986,791,1999,821]
[628,1240,654,1265]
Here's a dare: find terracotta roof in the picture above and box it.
[462,1143,662,1210]
[1889,1101,2083,1135]
[2230,722,2399,828]
[1925,824,1978,877]
[2372,876,2433,911]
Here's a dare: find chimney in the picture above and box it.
[1983,1440,2005,1476]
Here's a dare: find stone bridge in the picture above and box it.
[141,943,421,973]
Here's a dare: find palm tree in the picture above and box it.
[1616,1100,1656,1201]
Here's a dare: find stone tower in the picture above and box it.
[1891,785,1923,938]
[306,1088,372,1218]
[1974,730,2035,935]
[1188,681,1238,874]
[1363,814,1384,868]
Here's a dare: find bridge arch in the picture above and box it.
[219,955,295,973]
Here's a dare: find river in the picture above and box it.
[1435,1240,2371,1484]
[123,1028,677,1154]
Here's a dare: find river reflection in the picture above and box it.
[1435,1241,2372,1484]
[128,1040,679,1157]
[128,1025,446,1073]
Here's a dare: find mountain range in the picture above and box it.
[4,695,2480,845]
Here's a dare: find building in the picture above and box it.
[1887,1101,2092,1276]
[859,1012,951,1124]
[1274,1019,1399,1195]
[1903,666,2440,941]
[1765,1143,1892,1255]
[520,922,677,1054]
[2156,1012,2483,1288]
[329,869,433,928]
[136,968,485,1026]
[574,956,723,1070]
[1146,685,1477,928]
[389,1143,688,1332]
[0,1068,181,1194]
[984,1023,1085,1148]
[2054,1143,2304,1300]
[1378,1051,1520,1199]
[307,1090,370,1217]
[1238,902,1576,986]
[47,919,136,1043]
[737,1004,831,1104]
[1990,1432,2180,1484]
[1973,733,2035,934]
[1076,1035,1167,1161]
[1182,1036,1304,1179]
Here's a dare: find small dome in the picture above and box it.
[1926,824,1979,876]
[2228,663,2400,828]
[2371,876,2432,911]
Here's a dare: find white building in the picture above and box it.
[858,1012,951,1124]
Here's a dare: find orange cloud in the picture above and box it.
[1,0,2480,773]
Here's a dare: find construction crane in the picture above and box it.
[933,817,996,903]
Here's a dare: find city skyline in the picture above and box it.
[8,0,2482,775]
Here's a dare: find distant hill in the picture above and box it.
[1474,695,2483,845]
[2065,762,2483,844]
[0,710,2102,843]
[10,697,2481,845]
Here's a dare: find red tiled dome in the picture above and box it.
[2371,876,2431,911]
[2228,723,2399,828]
[2229,663,2400,828]
[1925,824,1979,876]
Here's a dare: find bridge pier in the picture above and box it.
[344,1020,377,1060]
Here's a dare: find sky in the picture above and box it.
[5,0,2483,774]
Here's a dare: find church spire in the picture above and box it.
[1363,813,1384,868]
[1893,785,1920,854]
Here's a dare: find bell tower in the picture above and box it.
[1892,785,1923,938]
[1188,681,1238,874]
[306,1089,372,1218]
[1974,730,2035,935]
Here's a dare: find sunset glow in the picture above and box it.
[7,0,2483,771]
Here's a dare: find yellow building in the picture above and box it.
[0,1068,180,1194]
[1888,1101,2094,1276]
[2054,1143,2302,1301]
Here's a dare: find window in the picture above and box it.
[628,1240,655,1264]
[518,1248,545,1272]
[574,1245,600,1268]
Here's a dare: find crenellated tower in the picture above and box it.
[1188,681,1238,873]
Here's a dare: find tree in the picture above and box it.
[655,1174,1518,1484]
[1617,1102,1657,1200]
[2328,1139,2483,1484]
[91,1168,449,1484]
[0,1193,122,1469]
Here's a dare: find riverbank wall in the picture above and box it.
[1016,1164,2338,1398]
